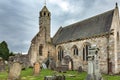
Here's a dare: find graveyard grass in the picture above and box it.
[0,68,120,80]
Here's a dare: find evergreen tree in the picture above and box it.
[0,41,9,60]
[9,52,15,56]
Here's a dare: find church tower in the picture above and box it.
[28,4,55,66]
[39,6,51,42]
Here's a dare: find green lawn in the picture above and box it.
[0,68,120,80]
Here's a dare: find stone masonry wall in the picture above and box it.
[56,35,115,74]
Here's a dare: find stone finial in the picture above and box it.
[44,0,46,6]
[116,2,118,8]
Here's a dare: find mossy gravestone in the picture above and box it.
[8,62,22,80]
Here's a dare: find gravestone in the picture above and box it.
[44,75,65,80]
[8,62,22,80]
[78,66,82,73]
[86,46,103,80]
[44,76,54,80]
[63,55,73,70]
[0,57,5,72]
[49,59,56,70]
[68,61,72,70]
[56,65,68,73]
[42,63,47,69]
[33,62,40,76]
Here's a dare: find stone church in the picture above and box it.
[28,4,120,74]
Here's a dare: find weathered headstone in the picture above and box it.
[68,61,72,70]
[44,75,65,80]
[42,63,47,69]
[78,66,82,73]
[8,62,22,80]
[0,57,5,72]
[33,62,40,76]
[86,46,103,80]
[44,76,55,80]
[62,55,73,70]
[49,59,56,70]
[56,65,68,73]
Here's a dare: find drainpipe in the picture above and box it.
[107,31,110,74]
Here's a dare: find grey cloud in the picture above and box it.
[0,0,39,53]
[0,0,120,53]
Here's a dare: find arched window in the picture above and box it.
[40,12,42,16]
[58,46,64,61]
[39,44,43,56]
[83,43,91,61]
[44,12,46,16]
[73,45,78,56]
[117,32,119,42]
[48,13,50,16]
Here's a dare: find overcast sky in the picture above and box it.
[0,0,120,54]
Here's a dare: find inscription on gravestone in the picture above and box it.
[8,62,22,80]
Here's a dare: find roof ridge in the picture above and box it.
[53,8,115,44]
[52,27,63,39]
[63,9,115,29]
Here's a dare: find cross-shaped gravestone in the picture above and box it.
[86,46,103,80]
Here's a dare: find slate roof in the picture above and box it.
[53,9,115,45]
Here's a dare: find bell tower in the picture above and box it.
[28,2,56,67]
[39,5,51,43]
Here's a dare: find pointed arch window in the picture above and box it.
[73,45,78,56]
[83,43,91,61]
[44,12,46,16]
[40,12,42,17]
[39,44,43,56]
[117,32,119,42]
[48,13,50,16]
[58,46,64,61]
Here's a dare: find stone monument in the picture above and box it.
[42,63,47,69]
[44,75,65,80]
[33,62,40,76]
[8,62,22,80]
[0,57,5,72]
[49,59,56,70]
[86,46,103,80]
[78,66,82,73]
